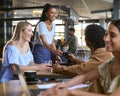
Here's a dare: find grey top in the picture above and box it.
[67,35,78,53]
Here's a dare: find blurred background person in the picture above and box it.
[64,28,78,54]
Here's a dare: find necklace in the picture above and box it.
[46,24,52,31]
[15,42,29,54]
[45,21,52,31]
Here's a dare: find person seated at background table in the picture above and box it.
[52,24,112,93]
[39,19,120,96]
[0,22,51,82]
[63,28,78,54]
[61,28,78,63]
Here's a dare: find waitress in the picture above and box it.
[32,3,63,64]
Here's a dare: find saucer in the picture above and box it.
[26,79,41,84]
[59,62,74,66]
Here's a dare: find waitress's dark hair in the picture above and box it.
[40,3,54,21]
[85,24,106,49]
[110,19,120,32]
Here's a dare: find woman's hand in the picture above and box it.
[56,55,62,63]
[55,50,63,56]
[30,62,52,71]
[67,53,77,62]
[67,53,81,63]
[39,87,70,96]
[38,83,70,96]
[36,64,52,71]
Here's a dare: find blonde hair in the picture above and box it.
[2,22,32,62]
[11,21,32,41]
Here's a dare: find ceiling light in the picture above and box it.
[33,10,43,14]
[14,11,17,15]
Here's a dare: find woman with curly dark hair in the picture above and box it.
[39,20,120,96]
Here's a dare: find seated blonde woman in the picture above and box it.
[0,22,51,82]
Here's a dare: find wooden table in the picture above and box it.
[0,80,91,96]
[0,80,24,96]
[36,70,72,78]
[0,80,40,96]
[0,80,66,96]
[23,70,72,79]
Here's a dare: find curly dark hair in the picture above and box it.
[85,24,106,49]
